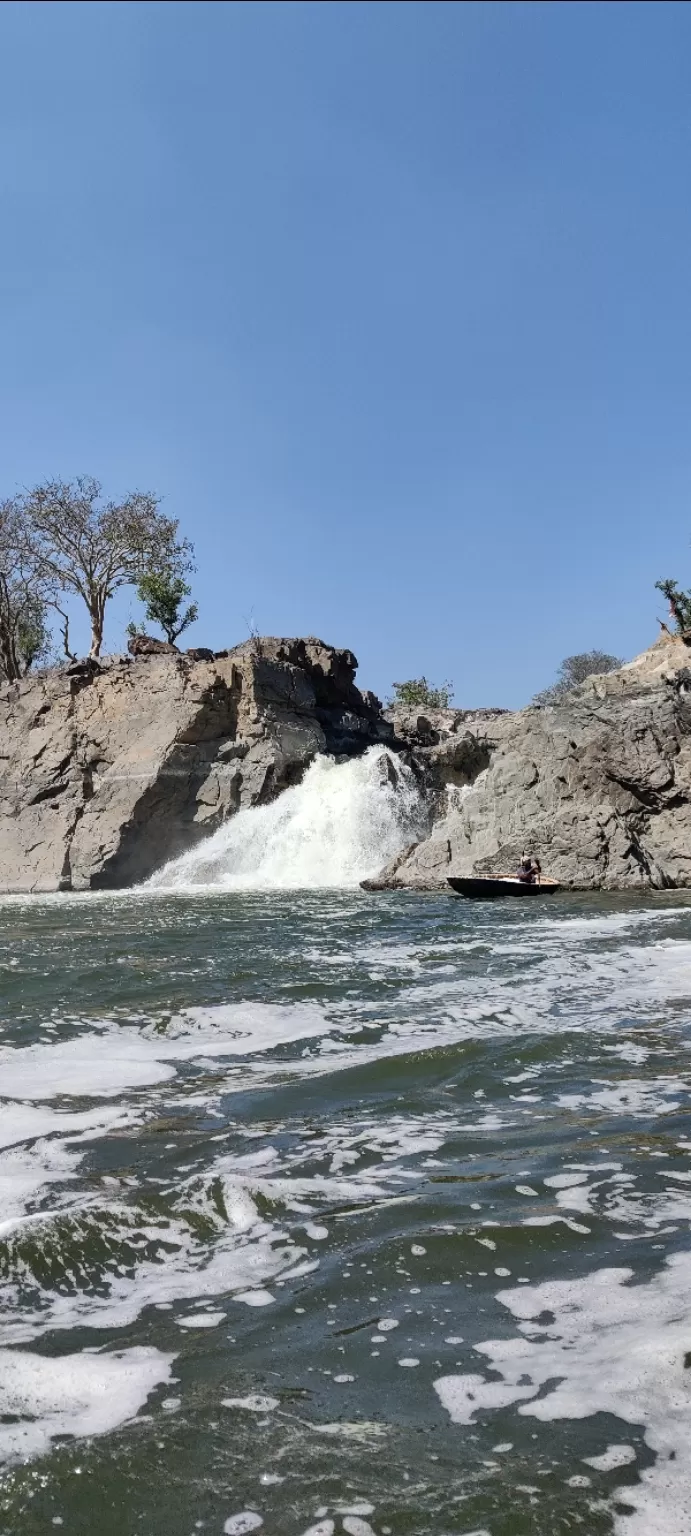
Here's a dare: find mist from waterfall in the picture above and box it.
[147,746,428,891]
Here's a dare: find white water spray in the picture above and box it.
[147,747,428,891]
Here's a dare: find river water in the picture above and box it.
[3,753,691,1534]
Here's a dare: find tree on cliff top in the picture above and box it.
[655,578,691,634]
[533,650,623,705]
[0,500,53,682]
[134,570,198,646]
[390,676,454,710]
[21,477,194,659]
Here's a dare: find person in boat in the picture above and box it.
[516,855,541,884]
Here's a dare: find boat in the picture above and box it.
[447,876,561,900]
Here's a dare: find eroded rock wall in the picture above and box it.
[365,637,691,891]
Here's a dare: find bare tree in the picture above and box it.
[23,477,193,659]
[0,500,53,682]
[533,650,623,705]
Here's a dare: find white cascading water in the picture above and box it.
[147,746,428,891]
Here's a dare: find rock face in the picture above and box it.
[0,636,392,892]
[365,636,691,892]
[127,634,178,657]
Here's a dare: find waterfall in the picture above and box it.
[147,747,428,891]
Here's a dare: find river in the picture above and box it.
[2,754,691,1534]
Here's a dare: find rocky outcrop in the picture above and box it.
[365,636,691,892]
[383,705,507,796]
[127,634,178,657]
[0,636,392,892]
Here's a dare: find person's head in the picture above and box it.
[521,856,531,868]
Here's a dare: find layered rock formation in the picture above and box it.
[0,637,391,892]
[365,635,691,891]
[6,629,691,896]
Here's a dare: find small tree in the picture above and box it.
[0,500,53,683]
[23,477,193,658]
[533,650,623,705]
[655,578,691,634]
[135,571,198,646]
[390,676,454,710]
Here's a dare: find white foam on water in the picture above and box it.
[534,906,691,936]
[400,938,691,1039]
[0,1002,338,1104]
[0,1101,429,1343]
[0,1033,175,1099]
[0,1344,173,1465]
[213,934,691,1092]
[583,1444,637,1471]
[175,1311,225,1328]
[538,1162,691,1234]
[147,747,427,891]
[434,1253,691,1535]
[0,1104,141,1233]
[557,1077,688,1118]
[0,1139,87,1229]
[605,1042,652,1065]
[0,1171,309,1343]
[223,1515,263,1535]
[0,1106,456,1343]
[4,914,691,1150]
[0,1102,132,1151]
[14,1106,659,1359]
[234,1288,275,1307]
[145,1001,336,1058]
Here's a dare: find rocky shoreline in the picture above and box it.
[2,631,691,893]
[369,633,691,892]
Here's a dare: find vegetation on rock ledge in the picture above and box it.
[655,578,691,634]
[389,677,454,710]
[0,476,196,680]
[533,651,624,706]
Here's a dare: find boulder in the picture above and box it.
[127,634,178,657]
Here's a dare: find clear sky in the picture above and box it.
[1,0,690,707]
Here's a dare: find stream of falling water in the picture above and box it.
[148,747,428,890]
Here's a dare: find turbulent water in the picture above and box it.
[149,749,428,891]
[4,759,691,1533]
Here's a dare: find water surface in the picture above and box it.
[2,888,691,1535]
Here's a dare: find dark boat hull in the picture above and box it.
[447,877,560,900]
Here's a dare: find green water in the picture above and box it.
[2,889,691,1535]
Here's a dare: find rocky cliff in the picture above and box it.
[365,635,691,891]
[0,637,391,892]
[6,631,691,896]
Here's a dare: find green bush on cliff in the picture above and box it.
[390,676,454,710]
[135,571,198,646]
[655,579,691,634]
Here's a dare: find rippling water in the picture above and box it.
[3,888,691,1534]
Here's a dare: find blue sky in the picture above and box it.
[1,0,690,707]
